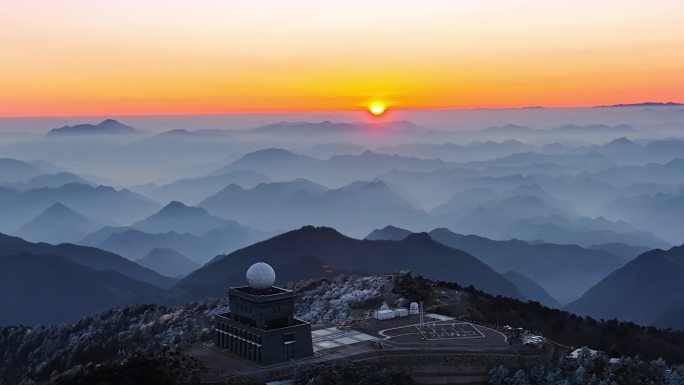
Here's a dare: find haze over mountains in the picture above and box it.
[567,245,684,330]
[80,201,274,264]
[136,248,199,278]
[1,106,684,331]
[172,226,524,302]
[364,225,632,305]
[0,233,175,289]
[17,202,99,244]
[46,119,143,136]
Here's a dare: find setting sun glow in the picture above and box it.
[0,1,683,116]
[369,104,386,116]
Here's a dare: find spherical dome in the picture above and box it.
[246,262,275,289]
[410,302,419,310]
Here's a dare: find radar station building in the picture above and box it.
[214,262,313,365]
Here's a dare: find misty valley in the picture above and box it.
[3,106,684,384]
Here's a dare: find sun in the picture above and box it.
[369,103,386,116]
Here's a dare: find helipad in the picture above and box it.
[311,327,378,352]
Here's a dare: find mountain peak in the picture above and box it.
[161,200,193,212]
[176,225,522,302]
[265,225,351,244]
[241,148,306,160]
[666,158,684,167]
[132,201,234,236]
[597,101,684,108]
[47,201,69,210]
[151,201,214,218]
[17,203,98,244]
[382,224,407,231]
[46,119,142,136]
[605,137,638,147]
[401,232,434,244]
[365,225,412,241]
[37,202,89,220]
[294,225,346,237]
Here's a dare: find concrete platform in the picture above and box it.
[312,326,379,352]
[189,315,516,384]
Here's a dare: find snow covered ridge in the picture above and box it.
[0,275,386,385]
[0,301,221,385]
[292,275,386,324]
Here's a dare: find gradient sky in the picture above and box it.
[1,0,683,116]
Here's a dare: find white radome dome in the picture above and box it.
[246,262,276,289]
[410,302,419,310]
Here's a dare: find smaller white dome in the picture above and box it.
[246,262,276,289]
[410,302,419,310]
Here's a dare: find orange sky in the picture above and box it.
[1,0,683,117]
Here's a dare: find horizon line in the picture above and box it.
[1,101,682,119]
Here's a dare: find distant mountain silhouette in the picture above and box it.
[78,225,129,246]
[506,218,668,249]
[146,170,271,205]
[377,139,532,162]
[136,248,199,278]
[567,245,684,328]
[0,183,161,231]
[88,224,274,264]
[445,195,571,239]
[429,228,626,304]
[171,226,523,303]
[502,271,560,308]
[46,119,142,136]
[323,151,451,182]
[131,201,234,236]
[91,229,197,260]
[588,243,650,260]
[549,124,637,135]
[0,253,162,325]
[29,159,64,174]
[249,120,425,135]
[198,178,327,228]
[582,138,684,165]
[155,128,235,138]
[0,233,175,288]
[593,158,684,187]
[640,140,684,164]
[17,202,99,244]
[365,225,412,241]
[469,151,616,172]
[6,172,92,190]
[0,158,44,183]
[433,185,570,222]
[482,124,533,135]
[430,187,500,217]
[209,148,453,186]
[199,179,431,237]
[480,124,637,138]
[210,148,317,177]
[607,191,684,244]
[298,142,368,158]
[597,102,683,108]
[601,137,641,152]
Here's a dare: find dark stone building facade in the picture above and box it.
[214,263,313,365]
